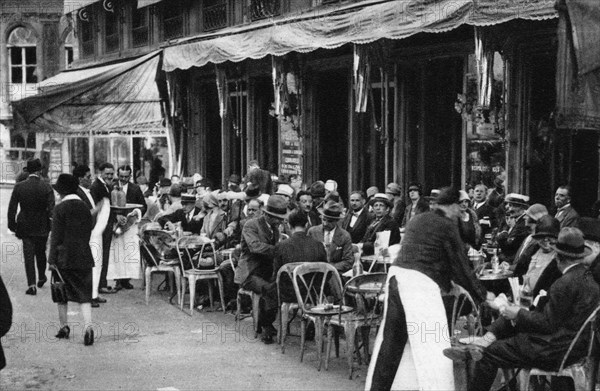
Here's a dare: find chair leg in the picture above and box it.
[180,276,186,312]
[207,279,214,311]
[325,324,333,371]
[361,326,371,364]
[145,268,151,305]
[252,294,261,338]
[300,319,306,363]
[174,271,181,306]
[334,327,340,358]
[346,322,356,380]
[189,276,196,316]
[217,274,226,314]
[316,317,323,371]
[281,303,289,354]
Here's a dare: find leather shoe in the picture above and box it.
[25,286,37,295]
[55,325,70,339]
[443,345,484,362]
[94,296,107,303]
[37,277,47,288]
[99,287,117,294]
[84,328,94,346]
[121,281,134,290]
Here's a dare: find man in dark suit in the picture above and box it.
[90,162,115,294]
[341,190,374,243]
[401,182,429,227]
[554,185,579,228]
[497,193,531,265]
[296,190,320,227]
[74,165,95,210]
[7,158,55,295]
[158,194,204,234]
[235,196,287,344]
[243,160,273,195]
[268,209,327,340]
[113,165,148,289]
[360,193,401,255]
[446,227,600,391]
[308,201,354,274]
[0,275,12,371]
[471,184,498,237]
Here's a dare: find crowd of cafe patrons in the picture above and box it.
[6,157,600,390]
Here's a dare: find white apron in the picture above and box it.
[107,209,142,280]
[90,198,110,298]
[366,266,454,391]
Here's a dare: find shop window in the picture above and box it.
[203,0,228,31]
[162,3,183,40]
[249,0,280,21]
[132,7,149,47]
[7,27,38,85]
[65,46,74,68]
[105,8,120,53]
[27,132,36,148]
[11,134,25,148]
[80,13,95,57]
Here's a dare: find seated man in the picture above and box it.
[445,227,600,391]
[157,194,203,235]
[308,200,353,274]
[269,209,327,316]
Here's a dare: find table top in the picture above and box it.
[346,281,385,294]
[478,269,513,281]
[361,255,392,264]
[305,304,353,316]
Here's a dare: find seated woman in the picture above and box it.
[358,193,401,255]
[458,190,481,250]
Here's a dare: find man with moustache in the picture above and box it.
[496,193,531,265]
[341,190,374,244]
[554,185,580,228]
[296,190,320,227]
[471,184,498,237]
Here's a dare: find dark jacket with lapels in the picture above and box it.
[341,207,374,244]
[7,175,55,238]
[361,214,401,256]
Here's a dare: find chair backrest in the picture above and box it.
[292,262,343,312]
[176,236,217,271]
[342,272,387,322]
[276,262,305,304]
[558,303,600,371]
[448,283,482,338]
[140,234,161,267]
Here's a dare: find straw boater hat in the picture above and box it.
[276,184,294,198]
[324,180,338,193]
[53,173,79,195]
[504,193,530,207]
[368,193,393,208]
[263,195,289,220]
[319,200,344,220]
[531,215,560,239]
[551,227,593,259]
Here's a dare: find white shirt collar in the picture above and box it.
[557,203,571,213]
[562,263,579,275]
[62,194,81,202]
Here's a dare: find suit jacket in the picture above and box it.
[390,199,406,226]
[158,207,203,234]
[497,214,530,264]
[48,196,94,270]
[512,235,541,278]
[90,177,111,204]
[555,205,579,228]
[77,187,94,210]
[341,208,374,244]
[395,209,487,303]
[307,225,354,273]
[235,216,279,284]
[244,168,273,195]
[125,182,147,216]
[0,275,12,370]
[361,214,401,255]
[7,175,55,238]
[272,231,327,303]
[473,201,498,236]
[401,198,430,227]
[306,209,321,228]
[490,264,600,370]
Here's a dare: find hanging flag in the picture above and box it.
[474,27,493,109]
[353,44,370,113]
[215,64,228,118]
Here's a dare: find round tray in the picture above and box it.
[478,269,513,281]
[110,203,143,211]
[306,305,353,315]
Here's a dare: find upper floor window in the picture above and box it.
[7,27,38,84]
[203,0,228,31]
[79,12,95,57]
[132,7,149,47]
[249,0,280,21]
[105,8,120,53]
[162,3,183,40]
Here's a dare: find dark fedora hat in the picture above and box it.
[319,200,344,220]
[531,215,560,239]
[53,173,79,195]
[181,194,196,204]
[158,178,172,187]
[245,183,261,200]
[551,227,593,259]
[310,181,326,198]
[263,195,289,220]
[368,193,393,208]
[26,158,43,173]
[579,217,600,243]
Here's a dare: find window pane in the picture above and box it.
[26,66,37,83]
[10,48,22,65]
[26,132,36,148]
[8,27,37,46]
[132,8,147,28]
[105,11,118,36]
[25,47,36,65]
[11,67,23,83]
